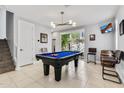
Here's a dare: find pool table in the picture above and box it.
[36,51,82,81]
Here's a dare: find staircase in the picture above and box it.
[0,39,15,74]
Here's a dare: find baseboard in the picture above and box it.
[15,66,21,71]
[13,57,17,66]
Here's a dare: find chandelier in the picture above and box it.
[50,11,76,28]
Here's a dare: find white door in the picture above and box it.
[17,20,35,66]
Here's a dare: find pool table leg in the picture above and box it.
[54,67,62,81]
[74,59,78,67]
[43,64,50,75]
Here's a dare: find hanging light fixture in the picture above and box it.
[50,11,76,28]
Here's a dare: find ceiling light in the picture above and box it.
[50,11,76,28]
[69,20,73,24]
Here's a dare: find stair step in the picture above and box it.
[0,39,7,43]
[0,60,14,68]
[0,47,10,51]
[0,48,10,53]
[0,56,12,61]
[1,53,11,59]
[0,61,14,68]
[0,43,8,47]
[0,42,8,45]
[0,39,15,74]
[1,52,11,56]
[1,51,11,56]
[0,45,9,48]
[0,41,7,44]
[0,65,15,74]
[0,60,14,65]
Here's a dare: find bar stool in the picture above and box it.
[87,48,97,64]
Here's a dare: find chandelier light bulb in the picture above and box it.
[52,24,56,28]
[69,20,73,24]
[50,22,56,28]
[50,22,54,26]
[72,22,76,27]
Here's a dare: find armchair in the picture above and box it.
[101,50,122,84]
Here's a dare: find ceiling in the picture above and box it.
[5,5,119,31]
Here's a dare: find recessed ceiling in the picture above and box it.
[5,5,119,31]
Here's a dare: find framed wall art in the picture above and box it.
[89,34,95,41]
[40,33,48,43]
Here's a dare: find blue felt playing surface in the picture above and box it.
[40,51,79,59]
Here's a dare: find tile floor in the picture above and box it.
[0,59,124,88]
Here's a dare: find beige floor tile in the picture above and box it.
[7,72,30,82]
[35,76,84,88]
[27,73,44,81]
[0,73,17,88]
[0,83,17,88]
[0,59,124,88]
[85,77,105,88]
[0,73,9,81]
[24,82,43,88]
[15,78,36,88]
[103,80,124,88]
[35,76,57,88]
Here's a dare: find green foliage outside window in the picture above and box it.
[61,32,80,51]
[61,34,70,50]
[71,32,80,43]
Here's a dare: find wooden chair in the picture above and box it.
[101,50,122,84]
[87,48,97,64]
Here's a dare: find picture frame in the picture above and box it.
[41,48,48,53]
[119,20,124,36]
[89,34,95,41]
[40,33,48,43]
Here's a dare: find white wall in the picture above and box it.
[6,11,14,57]
[0,8,6,39]
[35,24,52,54]
[84,23,115,62]
[115,6,124,83]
